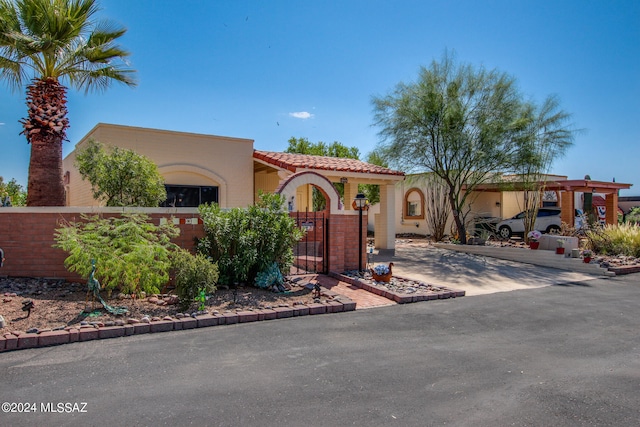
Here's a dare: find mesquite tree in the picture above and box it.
[373,51,574,243]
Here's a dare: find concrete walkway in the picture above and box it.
[373,241,608,296]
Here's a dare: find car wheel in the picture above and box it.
[547,225,561,234]
[498,226,512,239]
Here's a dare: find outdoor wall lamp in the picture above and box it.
[353,193,369,272]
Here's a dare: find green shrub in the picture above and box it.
[626,207,640,225]
[586,223,640,258]
[171,249,218,311]
[54,213,179,295]
[197,192,305,286]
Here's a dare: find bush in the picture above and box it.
[197,192,304,286]
[626,207,640,225]
[54,213,179,296]
[586,223,640,258]
[171,249,218,311]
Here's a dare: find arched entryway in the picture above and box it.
[275,171,341,274]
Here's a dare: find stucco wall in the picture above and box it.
[62,123,255,208]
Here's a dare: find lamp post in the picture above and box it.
[353,193,368,272]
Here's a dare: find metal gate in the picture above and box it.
[290,211,328,275]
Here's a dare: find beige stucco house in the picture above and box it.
[62,123,405,251]
[369,172,632,238]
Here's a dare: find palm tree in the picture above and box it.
[0,0,136,206]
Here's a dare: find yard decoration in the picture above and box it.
[582,250,593,263]
[21,300,34,318]
[527,230,542,249]
[255,262,286,292]
[85,260,128,315]
[371,262,394,283]
[556,239,565,255]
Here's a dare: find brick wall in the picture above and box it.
[0,208,204,282]
[327,213,366,273]
[0,208,365,282]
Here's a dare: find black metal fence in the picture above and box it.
[290,211,328,275]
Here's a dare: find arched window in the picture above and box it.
[404,188,425,219]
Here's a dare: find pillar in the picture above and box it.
[605,193,618,225]
[343,182,359,211]
[560,190,574,226]
[374,184,396,253]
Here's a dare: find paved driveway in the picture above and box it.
[375,242,603,296]
[1,274,639,426]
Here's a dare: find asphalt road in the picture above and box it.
[1,274,639,427]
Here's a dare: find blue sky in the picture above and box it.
[1,0,639,195]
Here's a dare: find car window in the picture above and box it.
[538,210,560,217]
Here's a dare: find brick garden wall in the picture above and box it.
[0,208,204,282]
[0,208,365,282]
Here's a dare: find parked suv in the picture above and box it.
[497,208,562,239]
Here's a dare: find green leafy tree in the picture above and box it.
[361,151,388,205]
[197,192,304,286]
[75,139,166,206]
[0,176,27,206]
[0,0,136,206]
[373,51,574,244]
[503,97,575,241]
[286,137,383,209]
[286,137,360,159]
[54,213,180,296]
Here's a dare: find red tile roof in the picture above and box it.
[253,151,404,177]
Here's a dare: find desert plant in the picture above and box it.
[198,192,305,286]
[171,248,218,311]
[54,213,179,295]
[626,207,640,225]
[586,223,640,258]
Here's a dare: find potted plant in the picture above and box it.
[556,239,565,255]
[371,263,394,283]
[527,230,542,249]
[582,249,592,263]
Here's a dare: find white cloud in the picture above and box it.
[289,111,314,119]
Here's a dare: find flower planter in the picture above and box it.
[371,271,392,283]
[529,241,540,250]
[583,257,592,263]
[556,247,565,255]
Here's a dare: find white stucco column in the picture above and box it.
[343,182,359,211]
[374,184,396,252]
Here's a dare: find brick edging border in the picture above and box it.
[329,272,465,304]
[0,298,356,353]
[607,265,640,275]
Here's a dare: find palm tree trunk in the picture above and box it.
[27,137,65,206]
[22,79,69,206]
